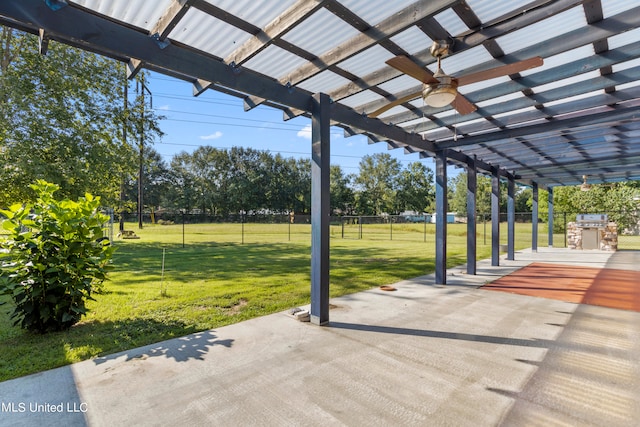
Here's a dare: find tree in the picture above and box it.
[0,28,135,206]
[330,165,355,215]
[449,173,508,217]
[396,162,435,213]
[542,182,640,232]
[123,147,170,213]
[164,152,199,214]
[354,153,402,215]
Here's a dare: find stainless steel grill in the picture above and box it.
[575,214,608,228]
[575,214,609,250]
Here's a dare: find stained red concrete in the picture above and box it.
[481,262,640,312]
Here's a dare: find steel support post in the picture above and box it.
[491,168,501,266]
[507,176,515,261]
[435,149,447,285]
[310,93,330,325]
[532,183,539,252]
[548,187,554,247]
[466,156,477,275]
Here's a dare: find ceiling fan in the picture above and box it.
[368,41,544,118]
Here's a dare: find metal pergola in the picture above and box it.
[2,0,640,324]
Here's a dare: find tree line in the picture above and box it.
[128,147,435,217]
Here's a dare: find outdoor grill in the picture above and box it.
[575,214,609,250]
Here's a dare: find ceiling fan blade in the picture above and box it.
[457,56,543,86]
[368,90,423,118]
[386,55,438,84]
[451,93,477,115]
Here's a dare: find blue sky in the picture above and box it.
[146,72,439,176]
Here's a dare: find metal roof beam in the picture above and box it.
[151,0,193,41]
[424,86,640,140]
[414,67,640,138]
[1,0,482,166]
[328,0,584,105]
[437,105,640,149]
[246,0,458,111]
[375,8,640,126]
[224,0,328,67]
[281,0,459,88]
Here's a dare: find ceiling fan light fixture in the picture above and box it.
[422,74,458,107]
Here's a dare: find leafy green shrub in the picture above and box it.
[0,180,114,333]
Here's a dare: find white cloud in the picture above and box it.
[157,104,170,110]
[297,125,312,140]
[200,131,223,140]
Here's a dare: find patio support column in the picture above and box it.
[532,183,539,252]
[507,175,515,261]
[466,156,477,275]
[491,168,501,266]
[548,187,554,247]
[435,149,448,285]
[310,93,330,325]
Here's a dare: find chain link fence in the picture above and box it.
[81,210,640,249]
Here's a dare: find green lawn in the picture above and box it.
[0,221,556,381]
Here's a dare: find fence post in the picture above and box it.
[390,217,393,241]
[424,215,427,242]
[564,212,567,248]
[341,218,344,239]
[359,216,362,239]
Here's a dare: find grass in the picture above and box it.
[0,221,591,381]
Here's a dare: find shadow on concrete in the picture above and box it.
[329,322,549,348]
[93,330,234,365]
[486,302,640,426]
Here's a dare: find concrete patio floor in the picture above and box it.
[1,248,639,426]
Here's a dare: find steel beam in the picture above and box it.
[491,168,500,266]
[435,149,448,285]
[507,176,515,261]
[548,187,554,247]
[310,93,330,325]
[466,156,477,275]
[532,183,539,252]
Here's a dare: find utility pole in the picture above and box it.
[120,68,127,232]
[137,74,152,230]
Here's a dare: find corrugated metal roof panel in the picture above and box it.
[459,76,511,96]
[466,0,536,24]
[436,45,494,75]
[475,90,523,108]
[433,8,468,36]
[296,70,351,93]
[602,0,637,18]
[169,8,251,59]
[281,8,360,57]
[337,0,418,26]
[390,26,434,55]
[544,90,604,108]
[377,75,420,94]
[519,45,594,78]
[338,45,395,77]
[205,0,296,28]
[338,90,385,109]
[244,45,307,79]
[608,27,640,49]
[73,0,172,31]
[531,71,601,94]
[496,6,587,54]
